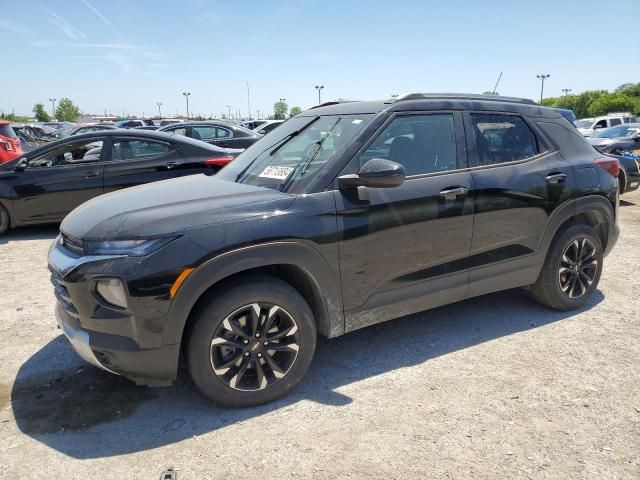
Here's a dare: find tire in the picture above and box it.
[0,203,10,235]
[618,171,626,195]
[530,224,603,311]
[187,275,316,407]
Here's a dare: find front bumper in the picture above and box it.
[48,240,182,386]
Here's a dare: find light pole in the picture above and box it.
[562,88,572,98]
[226,105,232,119]
[536,74,550,103]
[315,85,324,104]
[49,98,57,117]
[257,110,261,120]
[156,102,162,119]
[182,92,191,120]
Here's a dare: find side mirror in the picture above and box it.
[339,158,406,189]
[14,158,28,171]
[593,125,603,130]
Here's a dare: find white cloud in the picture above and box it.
[0,18,33,35]
[44,7,86,40]
[79,0,123,38]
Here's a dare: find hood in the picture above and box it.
[61,175,295,240]
[577,128,592,137]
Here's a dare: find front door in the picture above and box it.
[335,112,475,331]
[14,138,106,222]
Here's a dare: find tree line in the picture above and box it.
[540,83,640,119]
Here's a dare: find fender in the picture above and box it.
[539,194,616,259]
[162,241,344,348]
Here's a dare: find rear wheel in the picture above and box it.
[0,204,10,235]
[187,275,316,407]
[531,224,603,311]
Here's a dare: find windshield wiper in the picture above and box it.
[235,116,320,183]
[280,118,340,192]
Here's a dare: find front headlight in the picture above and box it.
[84,237,175,256]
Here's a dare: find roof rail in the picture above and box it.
[308,100,353,110]
[391,93,537,105]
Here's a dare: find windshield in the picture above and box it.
[593,125,639,138]
[218,114,372,193]
[574,119,593,129]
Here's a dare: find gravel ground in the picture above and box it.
[1,191,639,480]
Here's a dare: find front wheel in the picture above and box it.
[530,224,603,311]
[187,275,316,407]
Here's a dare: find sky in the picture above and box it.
[1,0,639,119]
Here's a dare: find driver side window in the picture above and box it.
[357,114,457,176]
[28,140,104,168]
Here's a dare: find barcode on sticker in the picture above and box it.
[259,166,294,180]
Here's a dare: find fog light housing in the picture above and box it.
[96,278,128,309]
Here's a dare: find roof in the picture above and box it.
[299,93,560,118]
[26,128,227,152]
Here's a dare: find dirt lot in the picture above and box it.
[1,191,639,480]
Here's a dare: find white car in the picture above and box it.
[574,113,638,137]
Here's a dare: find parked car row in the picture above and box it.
[0,129,242,234]
[574,113,638,137]
[46,93,620,407]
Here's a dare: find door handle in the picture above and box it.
[166,161,182,169]
[439,186,469,199]
[545,173,567,184]
[84,171,99,178]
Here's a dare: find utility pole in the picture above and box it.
[182,92,191,120]
[156,102,162,119]
[257,109,261,120]
[226,105,231,119]
[49,98,57,117]
[247,81,252,120]
[562,88,572,98]
[315,85,324,104]
[536,74,550,103]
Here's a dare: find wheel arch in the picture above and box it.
[540,195,615,259]
[163,242,344,350]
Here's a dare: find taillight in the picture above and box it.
[0,140,13,151]
[594,157,620,178]
[205,156,234,167]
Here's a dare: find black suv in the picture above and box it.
[48,94,620,407]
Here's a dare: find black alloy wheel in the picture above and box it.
[557,238,598,299]
[210,302,300,391]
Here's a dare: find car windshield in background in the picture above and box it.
[593,125,638,138]
[0,125,18,139]
[573,120,593,128]
[218,114,372,193]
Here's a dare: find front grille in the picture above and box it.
[50,269,79,319]
[61,233,84,255]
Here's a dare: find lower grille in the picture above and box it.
[50,269,79,318]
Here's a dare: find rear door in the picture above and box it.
[13,138,106,221]
[463,111,576,296]
[103,136,199,193]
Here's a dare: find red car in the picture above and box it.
[0,121,22,163]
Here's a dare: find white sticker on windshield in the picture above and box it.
[352,119,362,124]
[259,165,294,180]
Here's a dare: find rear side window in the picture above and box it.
[609,118,622,127]
[471,114,538,165]
[0,125,18,139]
[216,127,231,138]
[112,140,171,160]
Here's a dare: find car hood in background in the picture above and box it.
[61,175,294,240]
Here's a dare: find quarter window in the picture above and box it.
[358,114,457,176]
[471,114,538,165]
[112,140,171,160]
